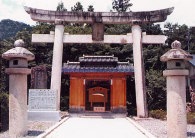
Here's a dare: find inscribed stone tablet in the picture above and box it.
[31,65,47,89]
[28,89,57,111]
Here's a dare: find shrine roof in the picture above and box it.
[24,6,174,24]
[62,55,134,73]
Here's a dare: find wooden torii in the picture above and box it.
[25,6,174,117]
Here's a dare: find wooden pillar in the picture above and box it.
[132,25,148,117]
[69,77,85,112]
[111,78,126,113]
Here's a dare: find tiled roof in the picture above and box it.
[79,55,118,63]
[62,62,133,73]
[62,55,134,73]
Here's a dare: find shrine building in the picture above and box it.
[62,55,134,113]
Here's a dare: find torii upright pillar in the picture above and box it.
[50,20,64,110]
[132,25,148,117]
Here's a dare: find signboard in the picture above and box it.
[28,89,57,111]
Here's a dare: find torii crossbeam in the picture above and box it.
[32,33,166,44]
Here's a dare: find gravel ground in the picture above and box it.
[134,117,195,138]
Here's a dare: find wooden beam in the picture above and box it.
[32,33,166,44]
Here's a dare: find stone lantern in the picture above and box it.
[160,40,192,138]
[2,39,35,137]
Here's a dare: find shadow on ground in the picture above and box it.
[27,130,44,136]
[187,132,195,137]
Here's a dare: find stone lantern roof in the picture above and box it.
[2,39,35,61]
[160,40,193,62]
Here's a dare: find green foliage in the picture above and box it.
[0,92,9,131]
[187,112,195,124]
[60,96,69,111]
[0,38,15,93]
[0,19,31,40]
[112,0,133,12]
[149,109,166,120]
[57,2,67,12]
[33,22,54,34]
[15,28,32,47]
[88,5,94,12]
[31,23,54,66]
[71,2,83,12]
[188,27,195,54]
[164,23,189,51]
[64,25,92,34]
[146,69,166,110]
[143,45,167,71]
[142,23,163,35]
[126,77,136,116]
[105,24,131,35]
[149,110,195,124]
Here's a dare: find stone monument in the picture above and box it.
[28,89,60,121]
[31,65,48,89]
[160,40,193,138]
[2,39,35,137]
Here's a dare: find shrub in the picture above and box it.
[60,96,69,111]
[149,109,166,120]
[187,112,195,124]
[0,92,9,132]
[149,109,195,124]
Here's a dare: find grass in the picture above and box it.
[149,109,166,120]
[187,112,195,124]
[149,109,195,124]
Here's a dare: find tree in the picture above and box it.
[146,69,166,110]
[164,23,189,51]
[57,1,67,12]
[0,19,30,40]
[87,5,94,12]
[0,92,9,131]
[71,2,83,12]
[112,0,133,12]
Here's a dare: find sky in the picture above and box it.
[0,0,194,28]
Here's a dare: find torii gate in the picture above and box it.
[25,6,173,117]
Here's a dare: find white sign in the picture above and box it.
[28,89,57,111]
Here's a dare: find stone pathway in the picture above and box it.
[46,117,149,138]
